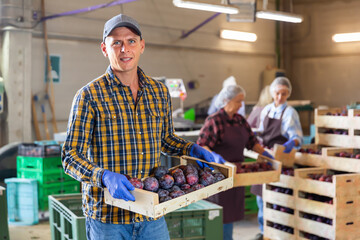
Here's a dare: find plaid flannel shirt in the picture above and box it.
[62,66,192,224]
[197,108,258,150]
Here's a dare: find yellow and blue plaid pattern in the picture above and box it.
[62,66,192,224]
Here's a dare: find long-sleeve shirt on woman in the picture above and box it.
[258,102,303,146]
[62,66,192,224]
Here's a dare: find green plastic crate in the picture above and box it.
[17,168,74,184]
[165,200,223,240]
[39,182,80,211]
[49,194,86,240]
[0,186,9,239]
[17,155,62,171]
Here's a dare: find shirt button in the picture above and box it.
[141,171,143,173]
[139,131,142,135]
[141,152,144,155]
[112,115,116,119]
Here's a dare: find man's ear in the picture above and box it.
[140,39,145,54]
[101,41,108,57]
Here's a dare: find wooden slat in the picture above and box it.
[264,204,296,227]
[263,185,295,209]
[274,144,296,167]
[233,156,281,187]
[264,223,296,240]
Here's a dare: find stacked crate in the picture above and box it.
[263,167,297,239]
[17,143,80,211]
[295,168,360,239]
[264,108,360,239]
[315,108,360,148]
[0,186,10,238]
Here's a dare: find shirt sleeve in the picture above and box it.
[161,89,193,156]
[282,107,303,147]
[61,89,104,188]
[196,116,220,149]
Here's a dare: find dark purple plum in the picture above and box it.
[169,190,185,198]
[159,174,174,189]
[159,196,172,203]
[157,189,169,198]
[173,171,186,186]
[213,172,225,182]
[200,172,216,186]
[143,177,159,192]
[153,166,169,179]
[186,173,199,186]
[129,177,143,189]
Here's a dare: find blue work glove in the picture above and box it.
[283,140,296,153]
[211,152,226,164]
[102,170,135,201]
[262,151,274,159]
[189,144,214,169]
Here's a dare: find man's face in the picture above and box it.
[101,27,145,74]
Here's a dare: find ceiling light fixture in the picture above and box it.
[173,0,239,14]
[220,29,257,42]
[256,10,303,23]
[332,32,360,43]
[256,0,303,23]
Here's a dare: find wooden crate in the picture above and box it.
[263,184,295,209]
[273,144,296,167]
[315,108,360,148]
[296,213,360,240]
[104,156,234,218]
[295,193,360,220]
[295,167,360,198]
[294,144,325,167]
[264,220,296,240]
[264,202,295,227]
[233,155,282,187]
[322,147,360,173]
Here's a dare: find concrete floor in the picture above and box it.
[8,214,261,240]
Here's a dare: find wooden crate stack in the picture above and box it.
[264,107,360,240]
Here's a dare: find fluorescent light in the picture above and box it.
[332,32,360,43]
[220,29,257,42]
[256,10,303,23]
[173,0,239,14]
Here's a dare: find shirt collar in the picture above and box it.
[104,66,151,88]
[271,102,287,112]
[219,108,240,123]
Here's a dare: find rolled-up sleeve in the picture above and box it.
[62,90,104,188]
[282,108,303,147]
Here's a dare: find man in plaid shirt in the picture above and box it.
[62,14,217,240]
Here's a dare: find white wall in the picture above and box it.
[290,0,360,107]
[27,0,277,137]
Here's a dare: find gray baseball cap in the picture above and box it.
[103,14,142,42]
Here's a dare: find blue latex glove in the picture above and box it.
[102,170,135,201]
[211,152,226,164]
[189,144,215,169]
[261,151,274,159]
[283,140,296,153]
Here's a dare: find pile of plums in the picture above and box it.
[128,164,226,203]
[302,231,330,240]
[267,221,294,234]
[268,203,294,214]
[301,212,333,225]
[298,148,322,155]
[325,112,347,116]
[281,167,294,176]
[334,151,360,159]
[302,192,333,204]
[324,129,348,135]
[235,162,273,173]
[307,173,333,183]
[269,185,293,195]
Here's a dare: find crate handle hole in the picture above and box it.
[346,201,354,204]
[346,222,354,226]
[346,179,353,183]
